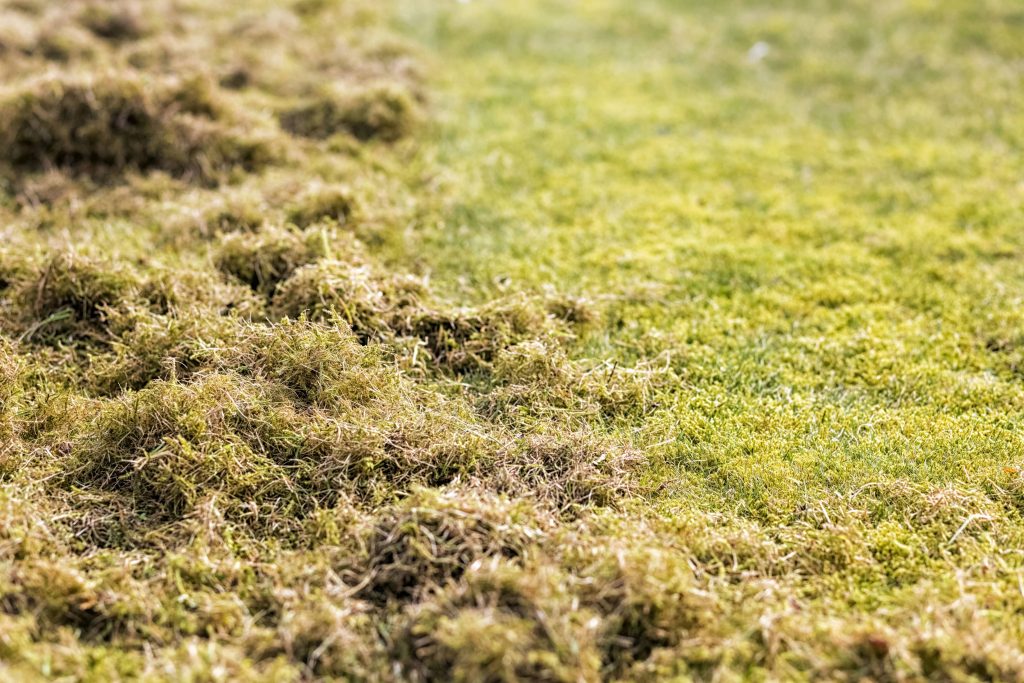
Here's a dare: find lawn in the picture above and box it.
[397,0,1024,675]
[0,0,1022,680]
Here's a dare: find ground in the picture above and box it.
[1,0,1023,681]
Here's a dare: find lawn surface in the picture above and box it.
[396,0,1024,674]
[0,0,1023,680]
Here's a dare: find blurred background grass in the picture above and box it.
[396,0,1024,515]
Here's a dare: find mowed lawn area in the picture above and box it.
[1,0,1022,679]
[398,0,1024,669]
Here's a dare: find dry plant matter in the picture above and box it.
[2,0,1023,681]
[0,1,677,681]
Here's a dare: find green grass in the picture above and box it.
[1,0,1024,679]
[399,0,1024,529]
[392,0,1024,674]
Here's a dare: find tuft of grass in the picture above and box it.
[0,71,278,182]
[16,252,139,343]
[359,488,544,604]
[285,183,358,228]
[214,225,338,296]
[280,81,419,142]
[76,1,148,43]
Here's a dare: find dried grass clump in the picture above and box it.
[185,191,269,236]
[272,266,583,375]
[359,488,548,604]
[34,24,99,63]
[272,265,594,377]
[139,267,265,318]
[280,82,419,142]
[566,542,713,674]
[88,309,239,393]
[391,528,719,682]
[16,252,140,342]
[487,339,674,420]
[400,294,575,374]
[209,322,490,498]
[76,1,148,43]
[61,322,497,527]
[0,71,278,182]
[0,338,21,405]
[489,431,640,512]
[261,601,383,678]
[0,340,24,467]
[0,9,37,55]
[63,373,298,522]
[4,558,124,637]
[214,225,351,296]
[271,259,424,335]
[216,319,392,407]
[397,560,602,683]
[0,484,61,561]
[285,184,357,228]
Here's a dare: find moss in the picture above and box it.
[263,601,383,678]
[270,259,422,335]
[401,607,595,683]
[280,82,419,142]
[0,483,60,560]
[35,24,99,62]
[0,10,37,55]
[489,431,639,512]
[569,543,711,673]
[2,0,1021,678]
[15,252,140,342]
[76,2,148,43]
[0,340,24,469]
[400,295,570,374]
[214,225,340,296]
[359,488,545,604]
[285,184,357,228]
[62,373,297,521]
[0,71,277,182]
[398,560,602,683]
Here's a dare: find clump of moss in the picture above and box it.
[280,82,419,142]
[0,484,61,561]
[5,558,121,637]
[12,169,84,211]
[397,560,602,683]
[88,307,239,393]
[34,24,98,63]
[0,71,277,182]
[400,295,573,374]
[488,431,639,513]
[567,541,712,674]
[76,2,148,43]
[16,252,140,342]
[215,225,358,296]
[285,184,357,228]
[262,600,382,678]
[486,339,673,421]
[196,193,268,235]
[60,321,498,529]
[63,373,297,522]
[358,488,547,604]
[0,10,37,56]
[218,322,490,498]
[0,341,25,472]
[272,264,587,376]
[270,259,423,335]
